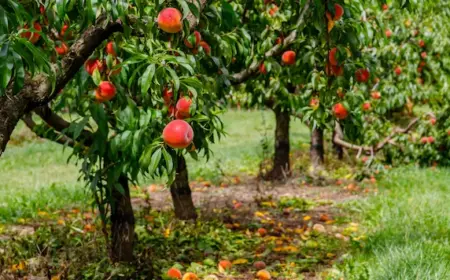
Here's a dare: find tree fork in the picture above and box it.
[170,155,197,220]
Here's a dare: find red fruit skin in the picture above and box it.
[61,24,69,36]
[55,42,69,55]
[333,103,349,120]
[21,22,42,44]
[421,52,427,59]
[275,37,283,45]
[427,136,435,144]
[157,8,183,33]
[176,97,192,119]
[199,41,211,55]
[40,5,45,15]
[259,63,267,74]
[430,118,436,125]
[371,91,381,100]
[385,29,392,38]
[310,98,320,110]
[419,40,425,48]
[168,105,176,117]
[167,268,182,279]
[85,59,104,75]
[106,41,117,56]
[333,4,344,20]
[163,88,173,105]
[218,260,232,270]
[329,47,338,66]
[282,50,296,65]
[193,31,201,46]
[269,5,278,16]
[447,130,450,136]
[395,67,402,76]
[331,65,344,76]
[163,120,194,149]
[97,81,116,101]
[362,102,371,111]
[382,4,388,11]
[420,137,428,144]
[355,68,370,83]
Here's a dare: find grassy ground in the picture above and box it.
[340,167,450,280]
[1,110,449,279]
[0,109,309,223]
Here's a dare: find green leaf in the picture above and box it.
[148,147,162,174]
[141,64,155,94]
[166,67,180,92]
[162,148,173,174]
[92,68,101,86]
[177,0,191,19]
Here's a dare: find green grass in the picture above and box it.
[340,167,450,280]
[0,110,309,222]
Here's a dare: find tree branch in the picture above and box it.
[34,106,94,146]
[22,114,76,147]
[229,0,312,84]
[333,114,431,155]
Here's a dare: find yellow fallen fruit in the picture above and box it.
[256,269,271,280]
[182,272,199,280]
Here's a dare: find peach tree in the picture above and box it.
[331,0,450,169]
[0,0,246,263]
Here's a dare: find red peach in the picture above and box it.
[382,4,388,11]
[106,41,117,56]
[333,4,344,20]
[157,8,183,33]
[281,50,296,65]
[333,103,348,120]
[167,268,182,279]
[355,68,370,83]
[394,66,402,76]
[163,120,194,149]
[61,24,69,37]
[176,97,193,119]
[55,42,69,55]
[96,81,116,102]
[85,59,104,75]
[218,260,232,271]
[371,91,381,100]
[362,102,371,111]
[329,47,339,66]
[199,41,211,55]
[20,22,42,44]
[259,63,267,74]
[385,29,392,38]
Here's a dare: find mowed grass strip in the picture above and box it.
[341,166,450,280]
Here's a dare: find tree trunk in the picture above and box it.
[265,108,291,180]
[333,121,344,160]
[332,130,344,160]
[170,155,197,220]
[0,95,28,157]
[310,127,324,169]
[110,175,135,262]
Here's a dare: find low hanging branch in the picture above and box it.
[333,113,434,155]
[22,114,76,148]
[0,3,208,157]
[230,0,312,84]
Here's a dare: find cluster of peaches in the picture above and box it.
[165,260,271,280]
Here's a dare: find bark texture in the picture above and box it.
[310,127,324,169]
[111,175,135,262]
[0,21,123,158]
[170,155,197,220]
[265,109,291,180]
